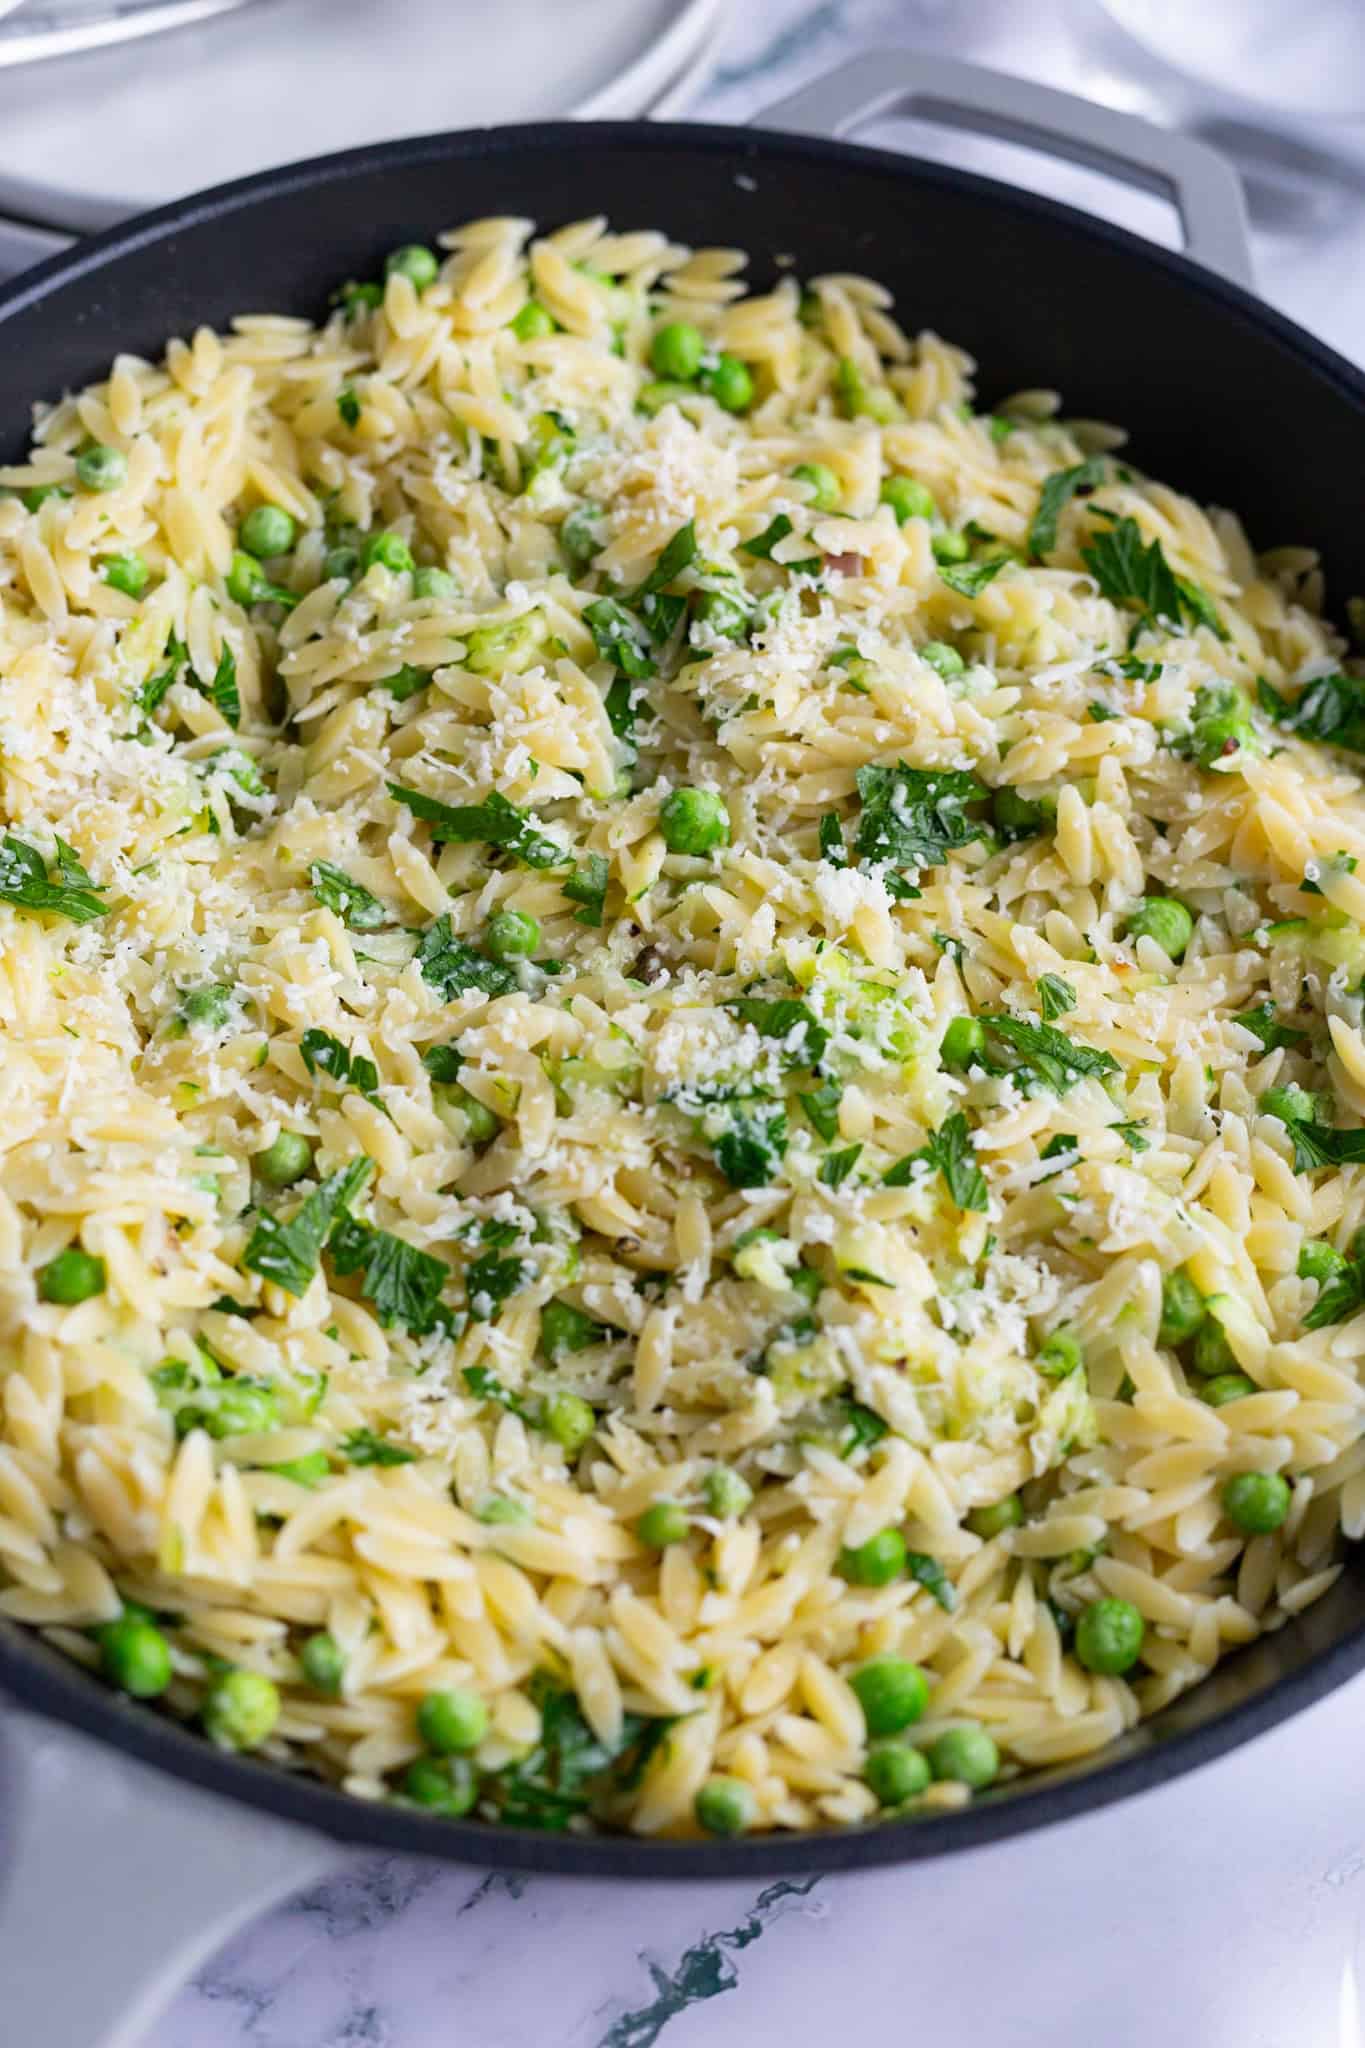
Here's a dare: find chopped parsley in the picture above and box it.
[242,1157,372,1296]
[906,1551,956,1611]
[1082,516,1224,637]
[1260,671,1365,754]
[886,1112,987,1213]
[583,597,656,679]
[337,386,361,428]
[340,1427,415,1467]
[416,917,519,1000]
[309,861,387,931]
[980,1013,1120,1093]
[798,1078,844,1142]
[300,1027,381,1102]
[938,555,1009,598]
[853,761,987,875]
[465,1249,535,1321]
[727,996,828,1069]
[0,834,107,924]
[563,854,609,927]
[712,1099,788,1188]
[634,520,697,596]
[819,1143,863,1189]
[388,784,563,870]
[1027,457,1107,559]
[329,1215,454,1336]
[1037,973,1076,1022]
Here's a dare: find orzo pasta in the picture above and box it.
[3,214,1365,1836]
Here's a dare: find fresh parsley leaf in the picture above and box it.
[1235,1002,1307,1053]
[798,1078,844,1142]
[1028,457,1106,559]
[494,1674,671,1830]
[541,1300,609,1358]
[906,1551,956,1610]
[938,556,1009,598]
[300,1027,381,1102]
[462,1363,537,1422]
[1111,1119,1150,1153]
[837,1400,888,1456]
[202,644,240,728]
[820,1143,863,1188]
[854,761,987,874]
[1081,516,1224,637]
[329,1215,453,1336]
[727,996,829,1069]
[0,834,107,924]
[563,853,609,927]
[421,1042,464,1083]
[583,597,656,679]
[466,1250,534,1321]
[740,513,793,560]
[712,1100,787,1188]
[634,520,697,597]
[819,812,848,867]
[1304,1261,1365,1331]
[340,1426,415,1467]
[1037,973,1076,1022]
[640,590,686,646]
[1087,701,1119,723]
[136,633,188,726]
[1282,1119,1365,1174]
[923,1113,988,1212]
[981,1013,1119,1093]
[388,783,563,870]
[1265,671,1365,755]
[416,916,519,999]
[309,861,387,931]
[242,1157,372,1296]
[337,386,361,428]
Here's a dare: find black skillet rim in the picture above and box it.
[3,116,1365,1877]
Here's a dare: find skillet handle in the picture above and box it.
[755,50,1254,291]
[0,1706,341,2048]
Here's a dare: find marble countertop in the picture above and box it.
[17,2,1365,2042]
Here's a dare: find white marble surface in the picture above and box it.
[27,2,1365,2042]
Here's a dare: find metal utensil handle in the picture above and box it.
[0,1709,340,2048]
[756,50,1253,289]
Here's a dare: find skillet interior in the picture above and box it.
[3,120,1365,1875]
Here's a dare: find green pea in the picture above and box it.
[1201,1372,1257,1408]
[834,356,899,423]
[363,530,415,576]
[931,529,970,565]
[178,983,233,1030]
[703,1466,754,1519]
[880,475,936,525]
[37,1247,106,1305]
[1038,1330,1083,1379]
[926,1723,999,1788]
[99,1614,172,1698]
[850,1656,930,1736]
[477,1495,532,1526]
[542,1391,595,1455]
[694,1775,756,1836]
[440,1083,499,1146]
[920,640,966,679]
[202,1668,280,1750]
[1074,1596,1145,1676]
[637,1501,689,1548]
[322,544,360,584]
[1192,1318,1237,1379]
[940,1016,985,1069]
[1158,1269,1206,1348]
[417,1686,489,1755]
[485,908,541,961]
[1127,896,1194,961]
[1299,1240,1349,1284]
[792,462,840,512]
[966,1495,1024,1540]
[1189,683,1256,769]
[1222,1470,1292,1533]
[385,244,440,291]
[240,504,297,558]
[339,281,383,316]
[660,787,730,856]
[227,550,270,605]
[510,299,556,341]
[702,354,754,413]
[692,588,750,640]
[995,787,1055,841]
[412,566,457,601]
[1260,1083,1321,1127]
[299,1631,345,1695]
[76,444,127,493]
[403,1754,477,1815]
[650,321,705,382]
[463,612,546,675]
[204,1380,279,1439]
[102,551,149,598]
[637,379,697,417]
[838,1527,907,1587]
[864,1741,931,1806]
[255,1131,314,1187]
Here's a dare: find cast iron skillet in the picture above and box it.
[2,54,1365,1900]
